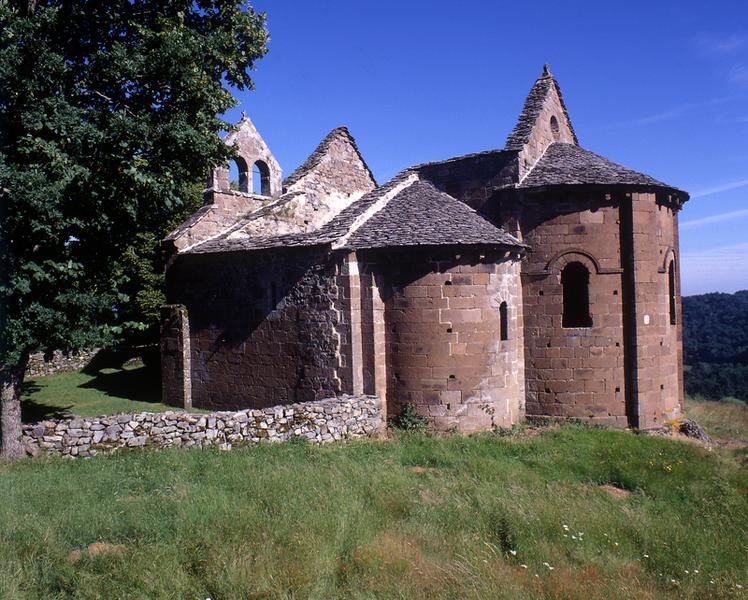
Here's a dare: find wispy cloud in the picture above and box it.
[690,178,748,198]
[730,64,748,86]
[610,96,735,128]
[681,242,748,295]
[696,33,746,55]
[681,208,748,228]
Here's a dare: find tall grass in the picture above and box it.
[1,425,746,599]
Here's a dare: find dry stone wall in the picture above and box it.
[25,349,101,379]
[21,395,382,458]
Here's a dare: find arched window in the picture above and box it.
[562,262,592,328]
[229,157,249,193]
[499,301,508,341]
[550,115,560,141]
[668,260,676,325]
[252,160,271,196]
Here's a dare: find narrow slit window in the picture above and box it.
[668,260,676,325]
[499,301,508,341]
[562,262,592,328]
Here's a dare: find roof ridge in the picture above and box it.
[505,66,579,151]
[282,126,377,190]
[331,172,419,249]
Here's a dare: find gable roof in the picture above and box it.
[344,180,524,250]
[186,173,525,254]
[505,65,579,151]
[520,143,687,196]
[282,126,376,190]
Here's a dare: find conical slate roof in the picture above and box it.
[505,65,579,150]
[520,143,686,194]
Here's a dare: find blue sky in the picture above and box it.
[230,0,748,296]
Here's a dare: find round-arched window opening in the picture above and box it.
[561,261,592,328]
[253,160,271,196]
[229,157,249,193]
[550,115,560,141]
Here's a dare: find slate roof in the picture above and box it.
[186,173,414,254]
[282,126,376,190]
[187,174,525,254]
[344,180,524,250]
[164,205,213,241]
[505,65,579,150]
[520,143,687,195]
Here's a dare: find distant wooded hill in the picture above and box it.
[682,290,748,402]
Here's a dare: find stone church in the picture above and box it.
[161,66,689,432]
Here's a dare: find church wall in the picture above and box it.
[627,192,683,428]
[519,191,629,425]
[163,249,346,410]
[370,248,524,433]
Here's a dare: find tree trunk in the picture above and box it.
[1,352,28,460]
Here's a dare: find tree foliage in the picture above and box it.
[0,0,267,457]
[682,290,748,403]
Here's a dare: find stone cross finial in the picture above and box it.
[543,64,552,77]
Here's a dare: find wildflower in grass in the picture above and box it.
[520,564,528,569]
[643,554,649,558]
[508,550,517,556]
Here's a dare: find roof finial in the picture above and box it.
[542,64,552,77]
[241,110,247,120]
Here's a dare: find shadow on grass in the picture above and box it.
[21,391,74,422]
[79,364,161,404]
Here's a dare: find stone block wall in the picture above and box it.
[519,191,628,425]
[163,248,347,410]
[22,395,382,458]
[627,192,683,427]
[367,248,524,433]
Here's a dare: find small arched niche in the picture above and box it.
[253,160,271,196]
[229,157,249,193]
[550,115,560,141]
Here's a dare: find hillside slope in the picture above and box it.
[682,290,748,401]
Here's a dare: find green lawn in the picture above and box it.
[1,423,747,599]
[21,360,173,421]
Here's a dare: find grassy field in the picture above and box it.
[1,418,747,599]
[685,396,748,440]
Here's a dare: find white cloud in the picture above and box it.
[681,207,748,227]
[690,177,748,198]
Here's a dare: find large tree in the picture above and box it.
[0,0,267,458]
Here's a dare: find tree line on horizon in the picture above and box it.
[682,289,748,404]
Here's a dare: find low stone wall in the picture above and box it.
[22,395,382,458]
[25,349,101,379]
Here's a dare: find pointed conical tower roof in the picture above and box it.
[506,64,578,151]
